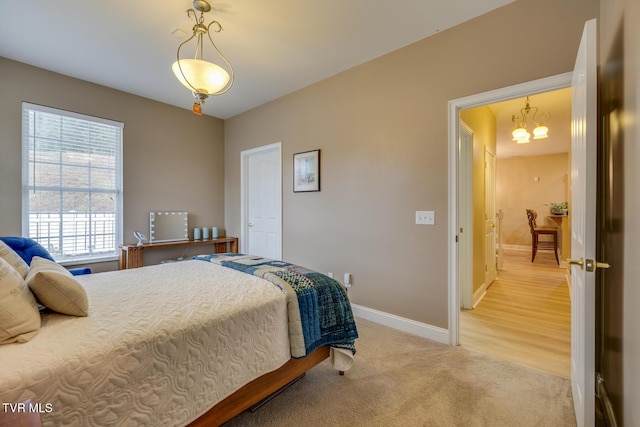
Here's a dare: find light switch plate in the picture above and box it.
[416,210,435,225]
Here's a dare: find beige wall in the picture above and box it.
[600,0,640,424]
[224,0,599,328]
[0,0,636,420]
[496,153,569,247]
[0,58,226,271]
[460,106,496,293]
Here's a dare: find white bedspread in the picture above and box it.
[0,261,291,426]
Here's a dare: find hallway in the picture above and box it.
[459,248,571,378]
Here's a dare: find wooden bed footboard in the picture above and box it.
[188,345,331,427]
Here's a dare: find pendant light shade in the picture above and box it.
[172,59,230,95]
[512,127,529,142]
[172,0,234,114]
[533,124,549,139]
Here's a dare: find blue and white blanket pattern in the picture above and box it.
[193,253,358,358]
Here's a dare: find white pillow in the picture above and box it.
[0,240,29,278]
[26,256,89,317]
[0,257,41,344]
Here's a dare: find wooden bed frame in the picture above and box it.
[188,345,331,427]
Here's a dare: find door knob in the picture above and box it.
[567,257,584,269]
[248,223,254,228]
[584,259,611,272]
[567,257,611,272]
[590,260,610,271]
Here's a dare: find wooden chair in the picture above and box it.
[526,209,559,265]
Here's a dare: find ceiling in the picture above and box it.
[489,88,572,159]
[0,0,517,119]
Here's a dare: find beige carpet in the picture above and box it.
[223,318,576,426]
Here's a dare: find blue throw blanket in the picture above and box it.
[194,254,358,358]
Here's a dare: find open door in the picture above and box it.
[569,18,599,427]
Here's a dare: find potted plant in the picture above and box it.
[549,202,568,215]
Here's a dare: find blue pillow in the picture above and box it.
[0,237,91,276]
[0,237,54,265]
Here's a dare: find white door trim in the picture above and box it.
[458,121,473,310]
[240,142,282,257]
[447,72,572,346]
[484,148,497,287]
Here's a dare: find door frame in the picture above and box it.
[484,147,497,288]
[458,121,473,309]
[447,73,572,346]
[240,142,282,257]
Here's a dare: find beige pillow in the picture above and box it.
[0,240,29,278]
[0,257,41,344]
[26,256,89,317]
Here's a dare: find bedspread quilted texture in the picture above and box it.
[193,254,358,363]
[0,261,291,426]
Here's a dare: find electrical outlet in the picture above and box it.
[416,210,435,225]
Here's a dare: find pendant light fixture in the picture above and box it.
[172,0,234,115]
[511,96,550,144]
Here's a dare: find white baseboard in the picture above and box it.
[351,304,450,345]
[472,283,487,308]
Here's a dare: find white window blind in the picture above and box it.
[21,102,124,262]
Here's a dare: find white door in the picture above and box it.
[484,149,497,286]
[570,19,598,427]
[241,143,282,259]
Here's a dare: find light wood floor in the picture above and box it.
[460,248,571,378]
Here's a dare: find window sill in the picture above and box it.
[56,255,119,267]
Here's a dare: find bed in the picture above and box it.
[0,253,358,426]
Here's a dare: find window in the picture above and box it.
[22,102,123,263]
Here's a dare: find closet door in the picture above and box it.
[242,143,282,259]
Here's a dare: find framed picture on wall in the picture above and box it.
[293,149,320,192]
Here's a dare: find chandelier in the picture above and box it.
[172,0,235,115]
[511,96,550,144]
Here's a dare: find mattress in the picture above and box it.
[0,260,291,426]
